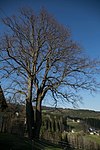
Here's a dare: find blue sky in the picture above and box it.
[0,0,100,111]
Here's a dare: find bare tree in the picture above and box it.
[0,8,99,138]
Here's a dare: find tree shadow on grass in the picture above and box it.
[0,133,63,150]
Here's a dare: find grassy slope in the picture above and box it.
[0,133,62,150]
[67,121,100,147]
[85,135,100,145]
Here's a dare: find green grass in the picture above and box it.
[85,135,100,145]
[0,133,63,150]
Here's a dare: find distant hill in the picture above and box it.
[42,106,100,119]
[42,106,100,136]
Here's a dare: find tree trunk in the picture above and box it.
[26,100,34,139]
[33,99,42,139]
[26,78,34,139]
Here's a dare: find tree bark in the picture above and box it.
[33,99,42,139]
[26,78,34,139]
[26,100,34,139]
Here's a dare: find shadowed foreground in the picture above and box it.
[0,133,64,150]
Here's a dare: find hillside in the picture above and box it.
[42,106,100,119]
[0,104,100,150]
